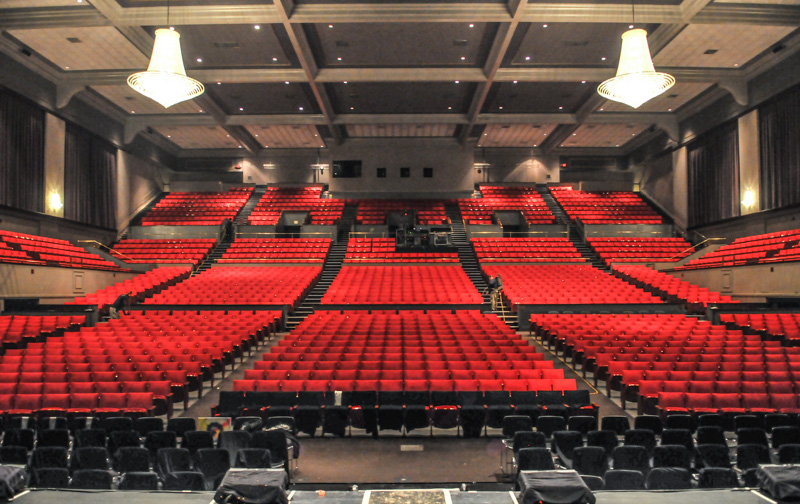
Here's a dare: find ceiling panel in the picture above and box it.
[246,124,326,148]
[347,124,457,137]
[482,81,596,113]
[476,123,558,148]
[90,85,206,115]
[7,26,149,71]
[507,23,629,67]
[309,22,494,67]
[158,24,295,69]
[653,24,796,68]
[207,82,320,115]
[561,123,649,148]
[598,82,714,112]
[328,82,475,114]
[155,125,243,149]
[0,0,84,6]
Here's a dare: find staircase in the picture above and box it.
[568,226,607,270]
[129,192,167,227]
[235,186,267,226]
[284,205,356,330]
[194,242,232,274]
[538,186,569,225]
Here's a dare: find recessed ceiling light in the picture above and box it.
[217,82,221,85]
[130,110,135,114]
[196,58,202,63]
[343,81,348,84]
[484,133,488,136]
[77,0,82,3]
[599,108,604,111]
[167,135,171,138]
[581,80,586,84]
[314,134,318,136]
[226,134,230,137]
[461,56,466,61]
[285,81,290,84]
[668,108,673,111]
[499,106,503,110]
[299,106,304,111]
[525,56,531,61]
[238,145,243,148]
[239,107,244,111]
[734,63,739,67]
[558,106,563,110]
[448,106,452,110]
[533,144,537,147]
[543,24,547,28]
[543,133,547,136]
[255,134,259,137]
[513,80,518,84]
[199,109,203,112]
[629,24,634,29]
[455,80,460,84]
[254,25,261,30]
[337,57,342,61]
[272,57,278,62]
[601,57,606,61]
[169,26,174,31]
[65,66,70,69]
[328,24,334,28]
[616,144,620,147]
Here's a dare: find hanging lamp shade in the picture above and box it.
[127,28,204,108]
[597,28,675,109]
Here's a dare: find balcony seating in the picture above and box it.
[588,237,692,265]
[675,228,800,270]
[355,200,447,225]
[549,187,663,225]
[471,237,585,263]
[614,265,738,307]
[0,230,125,271]
[68,266,191,309]
[110,239,216,268]
[145,266,321,307]
[219,238,331,264]
[344,238,458,264]
[482,264,661,307]
[720,313,800,343]
[320,266,482,305]
[248,187,343,226]
[140,188,253,226]
[0,315,84,346]
[458,186,555,225]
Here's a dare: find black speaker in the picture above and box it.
[214,469,288,504]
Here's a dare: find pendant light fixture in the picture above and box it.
[597,2,675,109]
[127,1,204,108]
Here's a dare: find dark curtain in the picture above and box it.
[0,89,45,212]
[759,84,800,211]
[64,123,117,229]
[687,121,740,228]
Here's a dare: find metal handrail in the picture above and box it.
[77,240,135,262]
[467,230,570,238]
[669,237,726,260]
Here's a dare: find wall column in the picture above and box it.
[43,113,65,218]
[738,110,761,216]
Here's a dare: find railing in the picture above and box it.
[77,240,135,262]
[669,236,726,261]
[235,230,336,239]
[468,230,570,238]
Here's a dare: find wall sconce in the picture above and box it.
[742,189,756,208]
[48,192,63,211]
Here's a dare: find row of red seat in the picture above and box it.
[111,239,216,267]
[587,237,691,264]
[218,238,331,264]
[320,266,482,304]
[550,187,664,224]
[0,391,157,418]
[141,188,253,226]
[675,228,800,270]
[636,379,800,414]
[0,315,84,345]
[232,377,577,393]
[67,266,192,309]
[0,230,125,271]
[459,186,555,225]
[248,187,343,226]
[656,391,800,418]
[613,265,738,307]
[345,238,458,263]
[144,266,321,306]
[721,313,800,341]
[482,264,661,307]
[355,199,447,225]
[471,237,585,263]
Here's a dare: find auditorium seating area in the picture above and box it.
[550,187,664,224]
[0,230,125,271]
[355,200,447,225]
[320,266,482,305]
[675,228,800,270]
[613,265,738,307]
[110,239,216,268]
[67,267,192,309]
[248,187,343,226]
[0,315,84,346]
[471,237,585,263]
[482,264,661,307]
[0,311,282,420]
[588,237,692,265]
[140,188,252,226]
[218,238,331,264]
[721,313,800,343]
[459,186,555,225]
[344,238,458,263]
[145,267,321,307]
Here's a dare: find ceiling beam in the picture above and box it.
[272,0,342,145]
[4,2,797,29]
[334,114,469,125]
[459,0,528,144]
